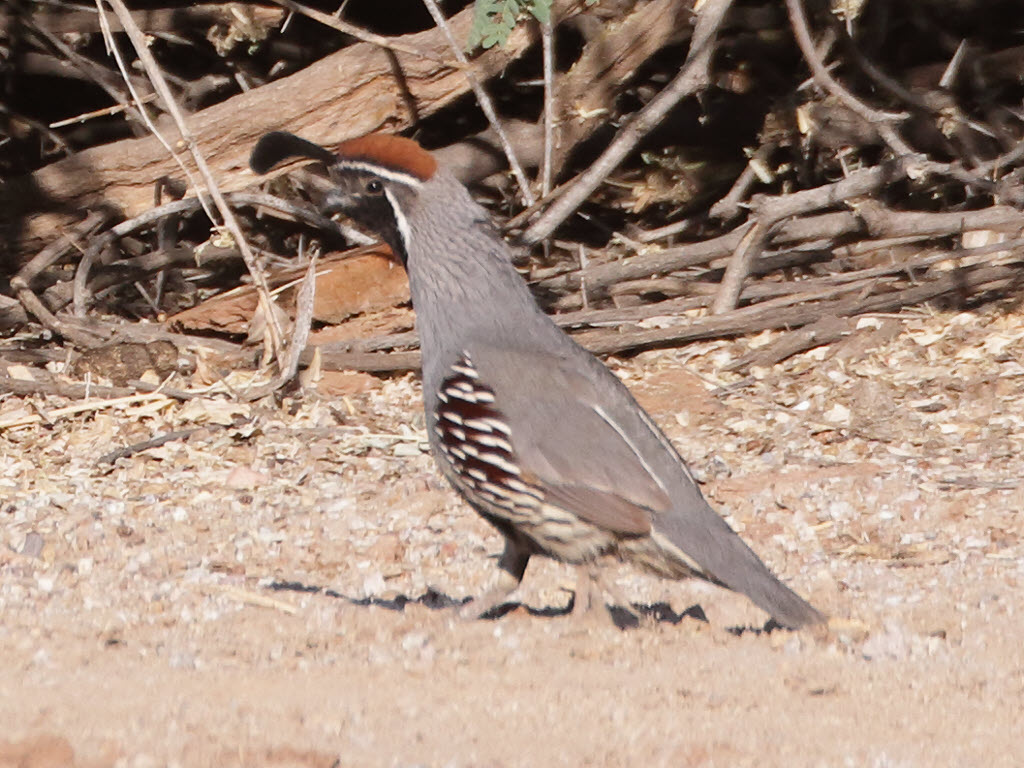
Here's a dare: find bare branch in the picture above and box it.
[268,0,450,62]
[420,0,536,206]
[100,0,285,363]
[520,0,733,244]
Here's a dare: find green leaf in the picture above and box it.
[468,0,548,50]
[529,0,551,23]
[467,0,500,51]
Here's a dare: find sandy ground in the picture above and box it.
[2,306,1023,767]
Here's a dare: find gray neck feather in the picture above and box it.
[402,170,564,392]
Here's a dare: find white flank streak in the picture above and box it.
[479,453,520,475]
[481,482,536,507]
[473,433,513,452]
[592,405,670,495]
[383,187,412,255]
[480,490,517,510]
[445,387,474,402]
[440,409,463,425]
[336,161,423,188]
[497,479,542,500]
[451,364,478,378]
[483,418,512,435]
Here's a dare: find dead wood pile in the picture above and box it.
[1,0,1022,399]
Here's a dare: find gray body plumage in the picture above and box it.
[404,169,823,629]
[249,131,824,629]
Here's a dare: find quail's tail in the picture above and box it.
[725,546,826,629]
[657,498,825,629]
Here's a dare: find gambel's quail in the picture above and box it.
[250,130,825,629]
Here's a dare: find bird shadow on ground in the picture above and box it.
[483,596,710,630]
[726,620,790,636]
[268,580,462,610]
[268,580,723,630]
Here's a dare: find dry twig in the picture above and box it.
[268,0,449,62]
[420,0,535,206]
[99,0,285,367]
[521,0,732,244]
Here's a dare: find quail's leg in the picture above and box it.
[571,567,603,616]
[572,566,640,625]
[459,536,531,619]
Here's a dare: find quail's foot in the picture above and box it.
[457,569,521,620]
[573,567,640,627]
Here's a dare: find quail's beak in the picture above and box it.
[321,190,351,218]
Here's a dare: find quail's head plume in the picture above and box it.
[250,130,825,629]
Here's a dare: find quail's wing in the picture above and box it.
[440,343,825,628]
[432,344,675,537]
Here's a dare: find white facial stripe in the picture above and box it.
[383,187,412,254]
[335,160,423,188]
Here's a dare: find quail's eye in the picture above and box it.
[366,179,383,194]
